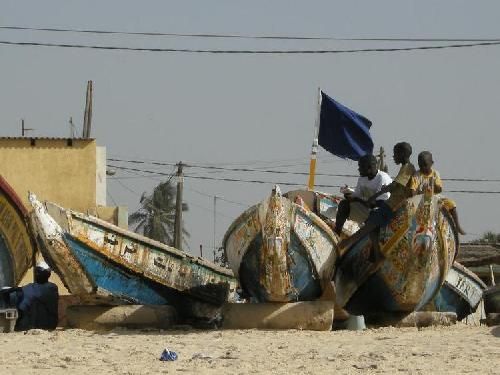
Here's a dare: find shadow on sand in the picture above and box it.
[491,326,500,338]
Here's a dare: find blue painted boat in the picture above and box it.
[424,261,486,320]
[334,194,458,315]
[0,176,34,287]
[223,186,338,302]
[29,194,237,315]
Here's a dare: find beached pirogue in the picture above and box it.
[224,186,459,318]
[29,193,237,318]
[424,261,486,320]
[335,194,458,315]
[0,176,34,287]
[223,186,338,302]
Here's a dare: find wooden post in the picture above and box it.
[83,80,93,138]
[173,162,184,250]
[213,195,217,261]
[307,88,322,190]
[199,244,203,258]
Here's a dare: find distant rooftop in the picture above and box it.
[0,137,95,141]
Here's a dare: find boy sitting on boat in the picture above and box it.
[410,151,466,235]
[334,154,392,235]
[338,142,416,254]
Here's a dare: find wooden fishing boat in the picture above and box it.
[29,193,237,316]
[0,176,34,287]
[223,186,338,302]
[335,194,458,315]
[483,284,500,314]
[424,262,486,320]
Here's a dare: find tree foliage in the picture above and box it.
[471,231,500,244]
[129,181,189,247]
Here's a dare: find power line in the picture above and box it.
[3,25,500,42]
[107,165,500,193]
[2,39,500,54]
[107,158,500,182]
[185,186,250,207]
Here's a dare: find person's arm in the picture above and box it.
[345,178,369,206]
[367,175,395,201]
[409,174,420,196]
[433,171,443,194]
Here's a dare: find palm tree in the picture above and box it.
[129,181,189,247]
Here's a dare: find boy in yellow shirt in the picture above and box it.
[410,151,466,235]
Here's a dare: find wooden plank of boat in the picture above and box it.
[29,193,238,308]
[223,186,338,303]
[0,176,35,286]
[457,243,500,267]
[483,284,500,314]
[423,261,486,320]
[335,194,458,314]
[222,301,334,331]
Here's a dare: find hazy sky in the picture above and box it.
[1,1,499,258]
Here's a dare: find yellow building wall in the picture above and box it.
[0,138,97,212]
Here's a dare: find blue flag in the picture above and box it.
[318,92,374,161]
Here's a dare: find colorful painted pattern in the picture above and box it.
[336,194,458,314]
[224,188,338,302]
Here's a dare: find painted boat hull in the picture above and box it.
[335,194,458,315]
[29,194,237,313]
[424,262,486,320]
[0,176,34,287]
[223,187,338,302]
[483,284,500,314]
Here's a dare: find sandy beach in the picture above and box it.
[0,324,498,374]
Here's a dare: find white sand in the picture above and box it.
[0,324,498,374]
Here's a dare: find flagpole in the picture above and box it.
[307,87,322,190]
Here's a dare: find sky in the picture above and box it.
[1,1,500,259]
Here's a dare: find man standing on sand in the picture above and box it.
[334,154,392,236]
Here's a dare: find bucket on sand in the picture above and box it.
[0,309,18,333]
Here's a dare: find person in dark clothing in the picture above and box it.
[15,261,59,331]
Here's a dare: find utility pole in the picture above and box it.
[377,146,388,173]
[21,119,34,136]
[82,80,93,138]
[173,162,184,250]
[213,195,217,262]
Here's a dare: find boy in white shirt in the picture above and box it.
[334,154,392,235]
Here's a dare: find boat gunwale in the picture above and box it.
[56,204,234,277]
[65,233,236,304]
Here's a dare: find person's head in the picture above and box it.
[393,142,412,164]
[357,154,378,178]
[417,151,434,174]
[34,261,51,284]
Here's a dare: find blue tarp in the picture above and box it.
[318,92,374,161]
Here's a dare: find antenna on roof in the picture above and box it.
[69,117,77,138]
[21,119,34,136]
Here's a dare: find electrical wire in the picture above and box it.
[107,158,500,182]
[2,26,500,42]
[2,40,500,54]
